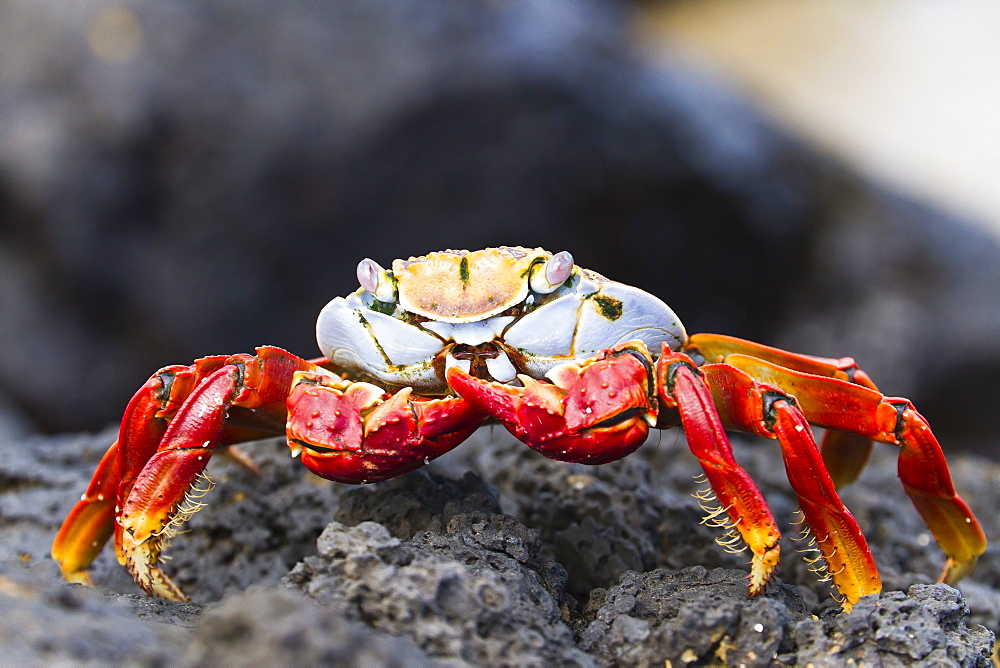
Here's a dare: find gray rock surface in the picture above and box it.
[1,426,996,665]
[286,518,593,666]
[183,585,427,667]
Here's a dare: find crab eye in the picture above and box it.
[530,251,574,294]
[356,258,397,303]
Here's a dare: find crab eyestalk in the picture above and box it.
[529,250,574,293]
[357,258,397,303]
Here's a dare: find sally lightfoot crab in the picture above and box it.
[52,247,985,608]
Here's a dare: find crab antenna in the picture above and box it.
[531,251,574,294]
[357,259,396,302]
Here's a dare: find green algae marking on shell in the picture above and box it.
[591,294,623,320]
[368,299,396,315]
[459,256,470,287]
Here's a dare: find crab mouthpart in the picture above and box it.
[446,343,518,383]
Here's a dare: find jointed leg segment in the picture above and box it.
[657,353,782,595]
[54,348,327,599]
[684,334,985,600]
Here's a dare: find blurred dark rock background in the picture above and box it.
[2,0,998,458]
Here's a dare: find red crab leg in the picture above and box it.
[53,347,318,600]
[121,347,323,600]
[718,353,986,586]
[286,372,487,483]
[686,333,877,488]
[657,351,781,597]
[52,361,189,581]
[120,364,242,600]
[697,360,882,608]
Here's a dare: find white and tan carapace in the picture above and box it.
[316,246,687,392]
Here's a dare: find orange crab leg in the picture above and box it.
[50,440,122,585]
[657,351,782,597]
[686,333,878,488]
[718,353,986,585]
[766,397,882,606]
[698,361,881,608]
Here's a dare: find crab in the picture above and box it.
[52,247,985,608]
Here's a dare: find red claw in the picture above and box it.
[287,372,486,483]
[448,342,658,464]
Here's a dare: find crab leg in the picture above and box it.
[120,365,242,600]
[697,360,881,608]
[686,333,878,488]
[51,440,122,585]
[657,351,782,597]
[52,361,188,581]
[718,353,986,586]
[53,347,319,600]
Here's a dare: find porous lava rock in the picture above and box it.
[2,428,995,665]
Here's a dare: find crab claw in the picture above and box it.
[448,341,658,463]
[287,372,486,483]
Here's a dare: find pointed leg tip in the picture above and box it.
[747,544,781,597]
[123,533,190,602]
[127,554,189,602]
[61,569,95,588]
[938,556,977,586]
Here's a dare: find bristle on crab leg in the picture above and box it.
[156,472,216,541]
[119,366,241,601]
[714,352,985,589]
[691,483,750,554]
[659,352,782,596]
